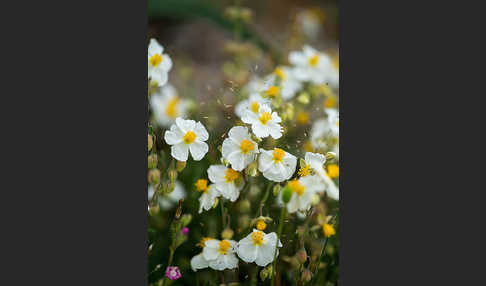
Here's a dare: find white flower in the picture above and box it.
[286,175,325,213]
[310,108,339,150]
[148,181,186,210]
[297,9,323,40]
[222,126,259,171]
[164,118,209,162]
[202,239,239,271]
[190,237,215,271]
[148,39,173,87]
[244,76,265,94]
[196,181,220,214]
[289,45,334,85]
[150,84,189,127]
[234,93,270,119]
[242,104,283,139]
[236,229,282,267]
[207,165,244,202]
[263,66,302,100]
[299,152,339,201]
[258,148,297,182]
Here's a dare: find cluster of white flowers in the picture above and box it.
[148,39,172,88]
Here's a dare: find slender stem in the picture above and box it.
[257,182,273,217]
[250,265,258,286]
[220,199,226,229]
[160,248,175,286]
[271,206,286,286]
[310,238,329,286]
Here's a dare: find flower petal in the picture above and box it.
[189,141,208,161]
[171,143,189,162]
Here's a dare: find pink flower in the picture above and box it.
[165,266,181,280]
[182,227,189,235]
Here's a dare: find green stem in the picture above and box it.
[220,199,226,229]
[250,265,258,286]
[160,248,175,286]
[271,206,286,286]
[257,182,273,217]
[310,238,329,286]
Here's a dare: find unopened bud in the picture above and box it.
[297,92,310,104]
[148,154,158,169]
[176,160,186,172]
[180,214,192,227]
[281,186,293,204]
[163,181,175,194]
[272,184,281,196]
[221,228,234,239]
[238,200,251,213]
[168,169,178,182]
[301,269,312,283]
[148,134,153,151]
[246,162,258,177]
[238,214,250,229]
[148,204,159,216]
[260,268,269,281]
[148,169,161,185]
[325,152,336,161]
[296,248,307,264]
[266,265,273,279]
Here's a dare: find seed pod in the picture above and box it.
[148,134,153,151]
[148,154,158,169]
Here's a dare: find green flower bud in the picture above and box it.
[180,214,192,227]
[238,200,251,213]
[148,169,160,185]
[168,169,178,182]
[246,162,258,177]
[148,134,153,151]
[176,160,186,172]
[325,152,336,161]
[148,204,159,216]
[221,228,234,239]
[297,92,310,104]
[260,268,269,281]
[238,214,250,229]
[272,184,281,196]
[148,154,158,169]
[281,186,293,203]
[266,265,273,279]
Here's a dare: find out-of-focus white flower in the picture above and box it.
[236,229,282,266]
[310,108,339,150]
[222,126,259,171]
[190,237,215,271]
[148,181,186,210]
[286,176,325,213]
[289,45,336,86]
[148,39,172,87]
[195,179,220,214]
[244,76,265,94]
[208,165,244,202]
[150,84,189,127]
[300,152,339,200]
[164,118,209,162]
[258,148,297,182]
[263,66,302,100]
[234,93,271,119]
[242,105,283,139]
[202,239,239,271]
[296,9,323,40]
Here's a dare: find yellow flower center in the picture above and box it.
[218,240,231,254]
[259,112,272,125]
[197,237,212,247]
[288,179,305,196]
[274,67,286,80]
[251,231,264,246]
[324,96,336,108]
[165,97,179,119]
[266,86,279,98]
[256,220,267,231]
[240,139,255,154]
[296,112,309,125]
[149,53,163,67]
[303,141,313,152]
[195,179,209,193]
[250,101,260,113]
[183,131,197,144]
[309,55,319,67]
[326,164,339,179]
[224,168,240,183]
[323,223,336,237]
[298,165,311,177]
[272,148,286,164]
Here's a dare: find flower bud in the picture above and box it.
[221,228,234,240]
[148,169,161,185]
[260,267,269,281]
[297,92,310,104]
[238,214,250,229]
[265,265,273,279]
[246,162,258,177]
[162,181,175,194]
[272,184,281,196]
[168,169,178,182]
[148,134,153,151]
[148,204,159,216]
[323,223,336,237]
[176,160,186,172]
[180,214,192,227]
[281,186,293,204]
[238,199,251,213]
[148,154,158,169]
[301,269,312,283]
[296,248,307,264]
[325,152,336,161]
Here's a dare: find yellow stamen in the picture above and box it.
[256,220,267,231]
[251,231,264,246]
[324,96,336,108]
[224,168,240,183]
[298,165,311,177]
[183,131,197,144]
[266,86,279,98]
[303,141,313,152]
[240,139,255,154]
[195,179,209,193]
[250,101,259,113]
[165,97,179,119]
[309,55,319,67]
[218,240,231,254]
[296,112,309,125]
[272,148,286,164]
[274,67,286,80]
[149,53,163,67]
[259,112,272,125]
[197,237,212,247]
[288,179,305,196]
[323,223,336,237]
[326,164,339,179]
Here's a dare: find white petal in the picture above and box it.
[267,122,283,139]
[148,39,163,55]
[207,165,227,183]
[203,240,220,261]
[194,122,209,141]
[189,141,208,161]
[222,138,239,159]
[164,129,182,145]
[237,237,258,263]
[175,118,196,133]
[251,122,269,138]
[190,253,209,271]
[171,143,189,162]
[228,126,250,142]
[227,152,247,172]
[223,254,239,269]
